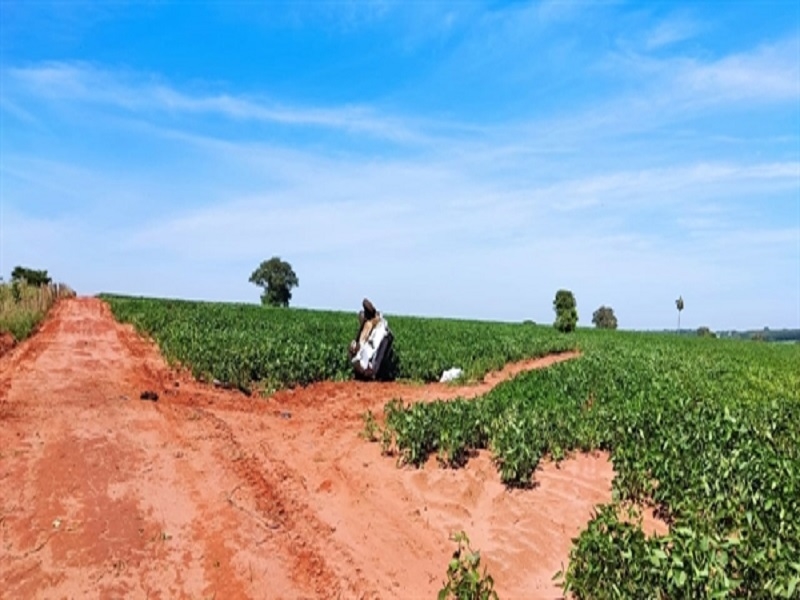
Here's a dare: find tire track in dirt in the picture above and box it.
[185,406,349,598]
[1,299,317,598]
[0,297,660,599]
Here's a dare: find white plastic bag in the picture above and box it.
[440,367,463,383]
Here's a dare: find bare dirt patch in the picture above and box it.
[0,332,15,359]
[0,297,662,599]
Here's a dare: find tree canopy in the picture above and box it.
[11,266,51,287]
[249,257,299,307]
[676,295,685,331]
[592,306,618,330]
[553,289,578,333]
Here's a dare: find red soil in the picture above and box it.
[0,298,665,599]
[0,332,14,358]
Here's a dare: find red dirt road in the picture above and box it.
[2,298,628,599]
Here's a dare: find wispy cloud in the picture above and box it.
[2,5,798,329]
[644,15,701,50]
[120,138,800,325]
[609,36,800,108]
[5,62,426,142]
[6,32,798,153]
[0,94,39,124]
[676,38,800,103]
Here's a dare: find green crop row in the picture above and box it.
[376,333,800,597]
[100,294,575,390]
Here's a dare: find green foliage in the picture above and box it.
[553,289,578,333]
[11,266,52,287]
[717,328,800,342]
[0,311,40,340]
[11,281,22,303]
[591,305,617,330]
[558,505,653,597]
[697,326,716,338]
[438,531,499,600]
[360,410,380,442]
[378,330,800,596]
[676,295,685,331]
[100,295,575,391]
[385,398,487,468]
[1,280,69,341]
[249,257,299,307]
[99,292,800,594]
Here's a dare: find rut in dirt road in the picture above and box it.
[0,298,343,599]
[1,297,621,600]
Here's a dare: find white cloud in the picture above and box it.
[0,95,40,124]
[677,39,800,103]
[3,28,799,329]
[7,190,793,330]
[608,36,800,109]
[5,62,425,142]
[101,135,798,329]
[644,16,700,50]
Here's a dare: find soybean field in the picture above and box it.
[101,294,575,391]
[98,294,800,597]
[377,332,800,597]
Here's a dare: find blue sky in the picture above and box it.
[1,1,798,330]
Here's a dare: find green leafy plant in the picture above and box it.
[98,293,800,596]
[360,410,379,442]
[100,294,574,391]
[553,289,578,333]
[379,330,800,596]
[438,531,499,600]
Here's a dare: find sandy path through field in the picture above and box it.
[1,297,617,599]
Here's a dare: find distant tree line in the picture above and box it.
[717,328,800,343]
[246,258,795,343]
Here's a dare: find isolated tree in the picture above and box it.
[553,289,578,333]
[697,326,716,338]
[11,266,51,287]
[249,257,299,307]
[592,305,618,330]
[675,295,684,332]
